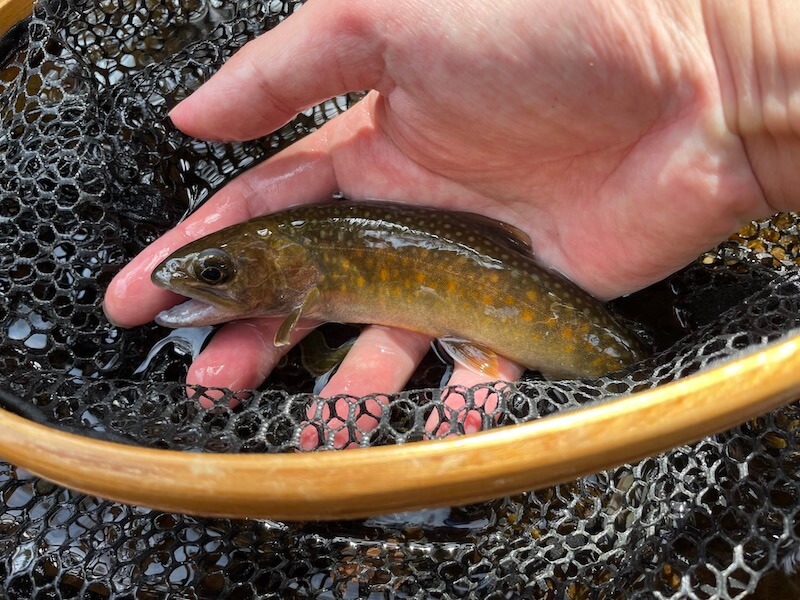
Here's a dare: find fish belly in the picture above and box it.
[310,244,635,378]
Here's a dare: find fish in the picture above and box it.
[151,201,643,378]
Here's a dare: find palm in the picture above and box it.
[104,0,768,415]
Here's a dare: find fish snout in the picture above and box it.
[151,257,191,289]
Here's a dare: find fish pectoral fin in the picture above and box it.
[274,287,321,347]
[438,338,501,379]
[274,310,302,347]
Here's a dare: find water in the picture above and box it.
[134,326,214,375]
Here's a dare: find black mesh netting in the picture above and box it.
[2,0,800,598]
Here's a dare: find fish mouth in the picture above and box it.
[155,298,239,328]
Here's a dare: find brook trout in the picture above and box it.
[152,202,642,378]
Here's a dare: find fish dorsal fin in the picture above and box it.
[449,211,533,255]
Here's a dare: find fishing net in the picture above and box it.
[1,0,799,597]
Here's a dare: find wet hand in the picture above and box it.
[104,0,772,426]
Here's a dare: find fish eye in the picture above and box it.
[194,249,233,285]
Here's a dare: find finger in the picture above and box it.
[426,356,523,437]
[300,393,391,451]
[299,326,431,450]
[170,0,390,141]
[103,136,336,328]
[320,326,432,398]
[187,317,317,408]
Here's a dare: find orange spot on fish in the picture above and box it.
[416,272,425,284]
[504,295,516,306]
[526,290,538,302]
[521,310,534,322]
[380,269,388,281]
[447,280,456,293]
[357,276,365,287]
[561,327,574,341]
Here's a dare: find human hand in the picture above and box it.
[104,0,784,423]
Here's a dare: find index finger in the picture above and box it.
[169,0,390,141]
[103,137,336,327]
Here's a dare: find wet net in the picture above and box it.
[1,0,800,597]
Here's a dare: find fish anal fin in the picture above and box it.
[438,338,501,378]
[274,287,320,347]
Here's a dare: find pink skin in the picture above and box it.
[189,317,318,408]
[105,0,772,441]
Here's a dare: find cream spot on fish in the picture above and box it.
[485,305,520,319]
[419,285,442,301]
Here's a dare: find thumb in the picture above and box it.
[170,0,391,141]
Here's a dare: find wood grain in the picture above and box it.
[0,0,30,38]
[1,333,800,520]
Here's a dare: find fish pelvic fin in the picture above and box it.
[299,330,357,377]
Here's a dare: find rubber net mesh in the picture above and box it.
[1,0,800,598]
